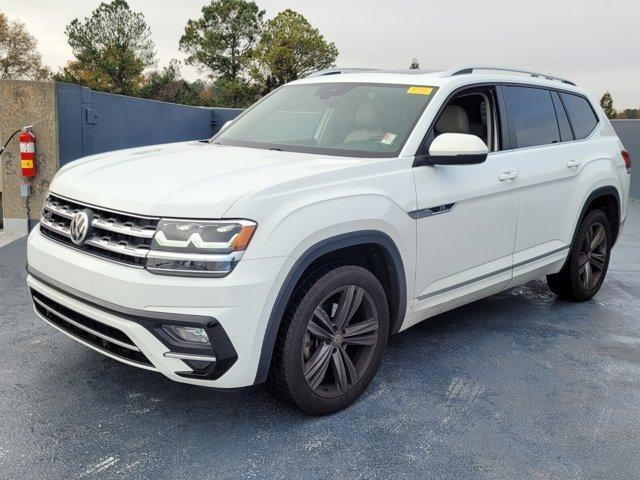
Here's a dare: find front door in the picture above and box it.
[411,85,518,325]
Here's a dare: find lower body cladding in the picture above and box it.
[26,226,290,388]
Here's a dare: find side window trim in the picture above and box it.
[550,90,575,142]
[496,85,515,150]
[556,91,577,140]
[495,85,512,150]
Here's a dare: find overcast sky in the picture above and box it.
[3,0,639,108]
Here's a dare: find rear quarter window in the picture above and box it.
[560,93,598,140]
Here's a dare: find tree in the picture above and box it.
[409,58,420,70]
[180,0,264,83]
[0,11,50,80]
[56,0,156,95]
[620,108,639,119]
[140,60,208,106]
[253,9,338,93]
[599,92,616,119]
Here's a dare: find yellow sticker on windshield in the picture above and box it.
[407,86,433,95]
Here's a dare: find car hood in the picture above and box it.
[49,141,362,218]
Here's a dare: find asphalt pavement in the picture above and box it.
[1,202,639,479]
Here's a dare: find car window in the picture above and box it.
[430,89,499,152]
[551,91,574,142]
[215,83,436,158]
[503,86,560,148]
[560,93,598,140]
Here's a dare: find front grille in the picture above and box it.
[40,193,159,266]
[31,289,153,367]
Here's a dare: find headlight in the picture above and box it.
[145,219,257,277]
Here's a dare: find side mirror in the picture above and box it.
[426,133,488,165]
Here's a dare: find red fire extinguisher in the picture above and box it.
[19,129,36,177]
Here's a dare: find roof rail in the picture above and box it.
[442,65,577,86]
[306,68,379,78]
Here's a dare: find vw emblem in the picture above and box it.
[69,209,92,245]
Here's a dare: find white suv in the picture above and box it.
[27,66,631,414]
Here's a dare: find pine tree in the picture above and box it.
[599,92,616,119]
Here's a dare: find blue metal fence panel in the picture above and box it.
[612,120,640,200]
[56,83,242,166]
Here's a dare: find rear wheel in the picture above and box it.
[546,209,612,301]
[267,265,389,415]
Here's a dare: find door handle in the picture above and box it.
[566,160,581,168]
[498,171,518,181]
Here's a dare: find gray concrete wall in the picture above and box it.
[0,80,59,233]
[612,120,640,199]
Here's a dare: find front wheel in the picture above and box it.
[547,209,612,301]
[267,265,389,415]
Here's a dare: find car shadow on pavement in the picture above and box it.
[56,278,577,421]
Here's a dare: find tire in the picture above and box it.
[267,265,389,415]
[546,209,612,301]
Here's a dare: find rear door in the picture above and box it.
[501,85,598,283]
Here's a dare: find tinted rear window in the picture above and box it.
[560,93,598,140]
[503,86,560,148]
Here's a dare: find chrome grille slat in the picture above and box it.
[40,216,73,238]
[85,236,150,258]
[40,193,159,266]
[91,218,156,239]
[44,202,75,219]
[45,199,155,238]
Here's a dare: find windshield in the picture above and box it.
[214,82,436,158]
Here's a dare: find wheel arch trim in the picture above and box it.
[554,185,620,276]
[253,230,407,385]
[577,185,621,242]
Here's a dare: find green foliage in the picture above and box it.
[180,0,264,82]
[52,1,340,107]
[409,58,420,70]
[209,76,260,107]
[140,60,208,106]
[599,92,616,119]
[0,11,50,80]
[253,9,338,93]
[179,0,264,107]
[57,0,156,95]
[619,108,639,119]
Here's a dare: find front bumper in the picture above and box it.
[27,225,289,388]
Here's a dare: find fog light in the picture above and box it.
[163,326,210,344]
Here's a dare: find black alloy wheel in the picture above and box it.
[302,285,379,398]
[267,265,389,415]
[547,209,612,301]
[577,221,608,290]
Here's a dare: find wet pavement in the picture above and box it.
[1,201,639,479]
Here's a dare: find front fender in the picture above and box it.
[251,228,410,384]
[244,194,416,384]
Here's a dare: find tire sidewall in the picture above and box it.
[568,210,612,300]
[284,266,389,415]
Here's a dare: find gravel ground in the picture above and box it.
[1,201,639,480]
